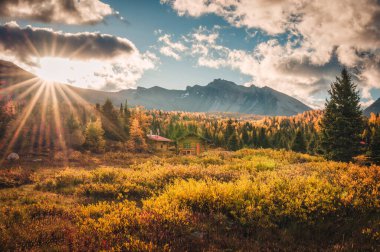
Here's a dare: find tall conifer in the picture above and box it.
[319,68,364,161]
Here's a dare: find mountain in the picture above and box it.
[364,98,380,116]
[1,60,311,116]
[73,79,311,116]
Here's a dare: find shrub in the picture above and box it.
[0,168,33,188]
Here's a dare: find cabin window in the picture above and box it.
[161,144,164,149]
[183,142,191,149]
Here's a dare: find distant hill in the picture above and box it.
[364,98,380,116]
[72,79,312,116]
[1,60,311,116]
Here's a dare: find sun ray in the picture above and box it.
[49,82,68,163]
[60,84,127,140]
[37,82,50,153]
[0,81,45,163]
[15,80,42,101]
[67,39,92,59]
[55,83,82,122]
[0,77,39,96]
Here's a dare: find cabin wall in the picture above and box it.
[177,136,207,155]
[148,141,172,152]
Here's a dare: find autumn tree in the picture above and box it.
[319,68,364,162]
[0,100,15,139]
[127,118,148,152]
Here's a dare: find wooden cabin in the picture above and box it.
[146,134,174,152]
[177,133,209,155]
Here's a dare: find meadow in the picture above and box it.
[0,149,379,251]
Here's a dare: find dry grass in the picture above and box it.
[0,149,379,251]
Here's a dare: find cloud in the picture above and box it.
[0,0,113,25]
[161,0,380,105]
[161,0,296,35]
[158,34,187,60]
[0,21,135,64]
[155,28,347,107]
[0,22,158,90]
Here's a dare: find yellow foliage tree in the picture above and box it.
[127,118,148,152]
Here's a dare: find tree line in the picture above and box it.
[0,69,379,163]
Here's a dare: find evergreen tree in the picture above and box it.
[124,100,131,119]
[101,99,123,140]
[225,119,234,144]
[292,129,307,153]
[122,100,131,137]
[227,130,239,151]
[241,123,250,146]
[119,103,124,116]
[84,119,105,153]
[66,113,84,148]
[369,126,380,164]
[258,127,268,148]
[319,68,364,162]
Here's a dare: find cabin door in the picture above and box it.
[196,143,200,155]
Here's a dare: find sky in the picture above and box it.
[0,0,379,108]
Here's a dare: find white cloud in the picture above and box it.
[0,22,158,91]
[0,0,114,25]
[157,34,188,60]
[159,46,182,60]
[161,0,380,104]
[155,28,341,107]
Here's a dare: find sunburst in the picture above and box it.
[0,36,128,164]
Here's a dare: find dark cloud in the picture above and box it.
[0,0,113,25]
[0,22,135,65]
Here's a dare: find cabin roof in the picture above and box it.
[146,134,174,142]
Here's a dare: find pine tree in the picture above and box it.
[292,129,306,153]
[84,119,105,153]
[241,123,250,146]
[124,100,131,119]
[127,118,148,152]
[319,68,364,162]
[122,100,130,138]
[66,113,84,148]
[101,99,122,140]
[369,126,380,164]
[227,130,239,151]
[225,119,234,144]
[119,103,124,116]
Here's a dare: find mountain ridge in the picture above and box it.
[0,60,312,116]
[364,98,380,116]
[60,78,313,116]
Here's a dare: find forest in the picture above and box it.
[1,96,380,163]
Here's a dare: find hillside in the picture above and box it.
[1,61,311,116]
[73,79,311,116]
[364,98,380,116]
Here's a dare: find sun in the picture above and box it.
[34,57,75,83]
[33,57,105,88]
